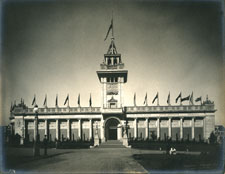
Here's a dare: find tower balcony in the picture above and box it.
[100,63,124,70]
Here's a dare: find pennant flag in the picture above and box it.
[152,92,158,104]
[64,94,69,105]
[104,19,113,41]
[78,94,80,106]
[143,93,148,105]
[134,93,136,106]
[55,94,58,107]
[43,94,47,106]
[175,92,181,103]
[32,95,36,106]
[181,95,190,102]
[167,92,171,105]
[189,92,193,105]
[89,94,92,107]
[195,96,202,104]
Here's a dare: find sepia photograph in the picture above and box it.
[0,0,224,173]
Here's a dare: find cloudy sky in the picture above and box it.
[1,0,224,126]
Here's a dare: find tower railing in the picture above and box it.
[100,63,124,70]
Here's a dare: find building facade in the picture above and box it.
[10,38,216,144]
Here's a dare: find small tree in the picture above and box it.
[209,131,217,144]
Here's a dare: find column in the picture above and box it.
[134,118,137,138]
[203,117,206,140]
[78,119,81,139]
[168,118,171,138]
[21,117,25,145]
[89,119,92,139]
[56,119,59,140]
[67,119,70,140]
[34,118,38,141]
[103,78,107,108]
[121,78,124,107]
[192,118,195,139]
[117,124,122,140]
[180,118,183,139]
[44,119,48,136]
[145,118,149,139]
[118,77,121,107]
[101,120,105,142]
[157,118,160,139]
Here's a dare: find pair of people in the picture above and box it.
[169,147,176,155]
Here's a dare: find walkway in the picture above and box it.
[5,147,149,174]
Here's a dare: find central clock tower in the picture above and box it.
[97,38,128,109]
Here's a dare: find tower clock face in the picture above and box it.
[106,83,118,95]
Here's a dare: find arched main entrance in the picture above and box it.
[105,117,121,141]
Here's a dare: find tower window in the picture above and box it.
[114,58,117,65]
[107,78,110,82]
[115,77,118,82]
[108,58,111,65]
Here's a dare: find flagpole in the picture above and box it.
[146,93,148,106]
[67,94,69,108]
[180,92,182,106]
[157,92,159,106]
[112,10,114,38]
[134,93,136,106]
[56,94,57,107]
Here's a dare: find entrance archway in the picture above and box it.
[105,117,121,141]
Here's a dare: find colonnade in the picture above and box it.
[132,117,205,140]
[29,119,99,141]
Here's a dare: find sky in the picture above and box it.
[1,0,224,126]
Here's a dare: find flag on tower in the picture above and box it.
[134,93,136,106]
[55,94,58,107]
[89,94,92,107]
[78,94,80,107]
[195,96,202,104]
[175,92,181,103]
[104,19,113,41]
[152,92,158,104]
[43,94,47,107]
[181,95,190,102]
[64,94,69,105]
[143,93,148,105]
[32,95,36,106]
[167,92,171,105]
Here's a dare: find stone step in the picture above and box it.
[98,144,125,148]
[98,140,125,148]
[101,140,123,145]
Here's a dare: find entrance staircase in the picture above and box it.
[98,140,125,148]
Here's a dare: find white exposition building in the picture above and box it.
[10,33,216,144]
